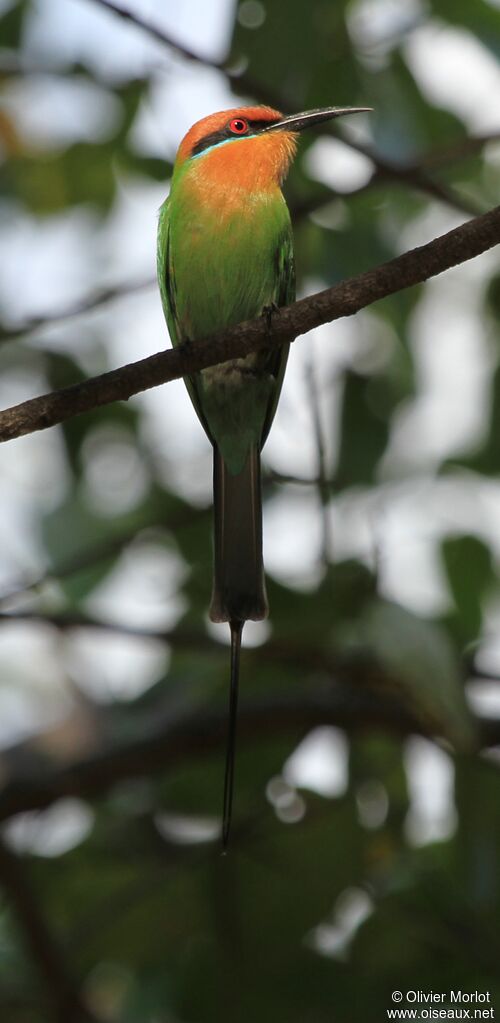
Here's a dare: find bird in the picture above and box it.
[157,102,369,850]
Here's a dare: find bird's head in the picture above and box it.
[173,104,370,191]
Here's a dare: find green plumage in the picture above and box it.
[157,149,294,625]
[156,103,369,849]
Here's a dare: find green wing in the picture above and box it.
[157,198,213,439]
[260,227,295,447]
[157,198,180,346]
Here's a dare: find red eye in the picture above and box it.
[229,117,249,134]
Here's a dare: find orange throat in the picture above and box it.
[185,130,298,205]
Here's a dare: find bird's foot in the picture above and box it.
[178,335,195,370]
[262,302,279,337]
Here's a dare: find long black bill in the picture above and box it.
[261,106,372,134]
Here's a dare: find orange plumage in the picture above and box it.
[175,106,298,201]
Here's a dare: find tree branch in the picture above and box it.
[0,159,481,349]
[0,179,464,346]
[1,205,499,444]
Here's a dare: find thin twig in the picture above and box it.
[1,204,499,443]
[0,277,155,343]
[418,131,500,170]
[0,500,210,610]
[88,0,229,71]
[341,132,483,217]
[88,0,478,217]
[0,530,147,610]
[88,0,279,104]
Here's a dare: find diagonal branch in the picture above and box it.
[88,0,229,72]
[356,148,482,218]
[0,276,155,343]
[88,0,479,218]
[419,131,500,170]
[88,0,278,104]
[1,205,499,445]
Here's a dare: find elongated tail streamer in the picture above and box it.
[222,619,243,853]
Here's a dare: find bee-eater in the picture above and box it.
[157,103,369,849]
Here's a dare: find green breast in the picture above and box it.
[169,173,292,338]
[159,166,295,473]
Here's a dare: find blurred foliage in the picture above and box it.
[1,0,500,1021]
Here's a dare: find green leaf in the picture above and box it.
[268,559,376,649]
[335,370,391,488]
[441,534,494,646]
[115,78,150,139]
[454,756,500,917]
[485,271,500,324]
[40,494,124,601]
[0,0,28,48]
[370,52,466,159]
[433,0,500,60]
[44,348,141,475]
[119,151,172,182]
[230,0,356,108]
[362,599,475,749]
[2,143,117,214]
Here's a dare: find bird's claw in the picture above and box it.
[262,302,279,336]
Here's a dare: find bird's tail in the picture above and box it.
[211,445,267,850]
[222,617,242,852]
[210,445,268,625]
